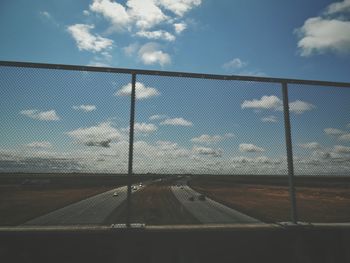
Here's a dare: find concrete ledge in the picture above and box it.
[0,222,350,233]
[1,223,349,263]
[0,224,281,234]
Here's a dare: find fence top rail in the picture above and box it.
[1,60,350,88]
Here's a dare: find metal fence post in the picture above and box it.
[282,82,298,224]
[126,73,136,227]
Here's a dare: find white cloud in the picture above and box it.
[128,140,176,159]
[156,140,179,150]
[3,140,349,175]
[296,17,350,56]
[89,0,201,31]
[311,150,341,160]
[87,0,201,65]
[334,145,350,153]
[174,22,187,34]
[298,142,321,150]
[134,140,190,158]
[231,156,280,164]
[72,105,96,112]
[296,0,350,57]
[191,133,234,144]
[123,43,139,56]
[324,128,346,135]
[90,0,131,31]
[239,143,265,153]
[250,156,280,164]
[134,122,157,133]
[241,95,315,114]
[0,150,84,173]
[88,61,110,67]
[83,10,90,16]
[261,115,278,123]
[242,95,282,110]
[191,134,223,144]
[102,51,113,60]
[222,58,247,70]
[152,140,191,158]
[288,100,316,114]
[115,81,160,100]
[66,122,123,148]
[40,11,51,19]
[160,117,193,126]
[193,146,222,157]
[136,30,175,41]
[127,0,168,29]
[322,127,350,142]
[138,42,171,66]
[339,133,350,141]
[149,114,167,120]
[157,0,202,17]
[20,109,60,121]
[39,11,59,27]
[238,70,267,77]
[88,51,113,67]
[67,24,113,53]
[221,58,266,76]
[325,0,350,14]
[25,141,53,149]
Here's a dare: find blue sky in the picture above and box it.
[0,0,349,175]
[1,0,350,81]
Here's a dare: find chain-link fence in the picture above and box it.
[0,61,349,227]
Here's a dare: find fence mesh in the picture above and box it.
[288,83,350,222]
[126,75,291,224]
[0,65,134,226]
[0,65,132,174]
[0,62,349,226]
[132,75,288,175]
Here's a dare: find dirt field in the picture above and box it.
[189,177,350,223]
[105,181,199,225]
[0,185,114,226]
[2,173,349,226]
[0,173,165,226]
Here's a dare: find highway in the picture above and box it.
[171,185,262,224]
[23,185,138,226]
[23,180,262,226]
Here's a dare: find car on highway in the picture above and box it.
[132,186,138,191]
[113,192,119,197]
[198,194,206,201]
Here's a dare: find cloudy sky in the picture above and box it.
[0,0,349,175]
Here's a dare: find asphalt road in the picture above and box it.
[23,179,261,226]
[171,185,262,224]
[23,185,140,226]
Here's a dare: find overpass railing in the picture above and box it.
[0,61,349,227]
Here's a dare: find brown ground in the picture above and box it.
[189,178,350,223]
[0,185,114,226]
[2,174,349,226]
[105,181,199,225]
